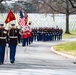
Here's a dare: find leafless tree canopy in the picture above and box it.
[31,0,76,14]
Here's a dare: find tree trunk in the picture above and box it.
[65,13,70,34]
[65,0,70,34]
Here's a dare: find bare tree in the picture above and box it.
[31,0,76,34]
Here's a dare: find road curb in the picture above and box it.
[51,46,76,60]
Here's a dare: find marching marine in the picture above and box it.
[8,24,19,64]
[0,24,8,65]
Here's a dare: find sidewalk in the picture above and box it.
[0,38,76,75]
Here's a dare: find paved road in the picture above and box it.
[0,38,76,75]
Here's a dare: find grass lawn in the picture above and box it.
[53,41,76,56]
[62,31,76,39]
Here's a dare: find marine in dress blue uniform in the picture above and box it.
[8,24,19,64]
[0,24,8,65]
[59,28,63,40]
[17,28,21,43]
[34,28,37,41]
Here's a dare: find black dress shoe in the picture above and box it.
[11,61,14,64]
[2,62,4,64]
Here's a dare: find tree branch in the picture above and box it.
[38,0,65,14]
[69,9,76,14]
[0,0,4,3]
[69,0,76,8]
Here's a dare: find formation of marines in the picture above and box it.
[0,22,33,65]
[0,9,63,65]
[32,27,63,41]
[0,22,63,65]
